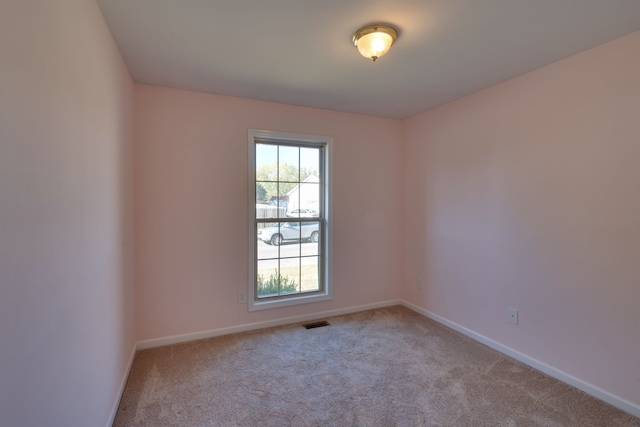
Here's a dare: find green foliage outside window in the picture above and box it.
[257,270,298,297]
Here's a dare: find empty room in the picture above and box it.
[1,0,639,426]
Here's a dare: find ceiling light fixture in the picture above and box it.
[352,24,398,62]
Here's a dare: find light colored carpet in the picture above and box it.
[114,306,639,426]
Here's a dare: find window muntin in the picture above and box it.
[248,130,332,311]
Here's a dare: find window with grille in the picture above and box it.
[248,130,332,311]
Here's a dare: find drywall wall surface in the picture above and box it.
[0,1,135,425]
[134,85,403,341]
[402,31,640,407]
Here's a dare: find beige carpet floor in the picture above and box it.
[114,306,640,426]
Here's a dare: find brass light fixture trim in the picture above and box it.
[352,24,399,62]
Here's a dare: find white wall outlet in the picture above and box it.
[508,308,518,325]
[238,290,246,304]
[417,278,423,290]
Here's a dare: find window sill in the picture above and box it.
[248,291,333,312]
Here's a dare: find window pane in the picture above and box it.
[257,260,279,298]
[256,182,282,219]
[298,183,319,215]
[279,145,299,183]
[286,184,319,217]
[255,182,269,205]
[302,226,319,256]
[300,147,320,180]
[257,225,279,260]
[301,256,319,292]
[256,144,278,181]
[256,204,282,219]
[279,257,301,295]
[257,222,280,247]
[278,185,293,217]
[279,222,301,258]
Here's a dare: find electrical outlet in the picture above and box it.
[417,278,423,290]
[508,308,518,325]
[238,290,246,304]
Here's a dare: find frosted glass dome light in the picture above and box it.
[353,24,398,62]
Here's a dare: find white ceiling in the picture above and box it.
[95,0,640,119]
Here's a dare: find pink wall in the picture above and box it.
[0,1,135,425]
[402,31,640,407]
[134,85,403,341]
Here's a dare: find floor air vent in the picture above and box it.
[303,320,330,329]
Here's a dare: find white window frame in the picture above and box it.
[248,129,333,312]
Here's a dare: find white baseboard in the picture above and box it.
[400,300,640,419]
[136,299,402,350]
[107,344,137,427]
